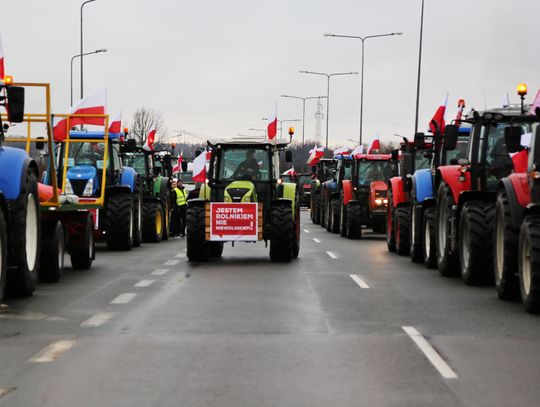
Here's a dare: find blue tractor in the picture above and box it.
[321,153,352,233]
[0,79,41,300]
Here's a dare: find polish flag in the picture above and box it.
[267,106,278,140]
[0,33,5,79]
[333,146,349,156]
[307,146,325,165]
[205,148,212,160]
[172,151,183,173]
[143,127,156,151]
[108,111,122,133]
[283,167,297,176]
[429,93,448,134]
[351,145,364,157]
[53,87,107,141]
[192,149,207,182]
[530,89,540,116]
[367,135,381,154]
[455,99,465,127]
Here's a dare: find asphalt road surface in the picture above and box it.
[1,209,540,407]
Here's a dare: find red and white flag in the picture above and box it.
[53,87,107,141]
[333,146,349,156]
[530,89,540,116]
[283,166,297,176]
[205,148,212,160]
[172,150,183,173]
[143,127,156,151]
[307,146,325,165]
[192,149,207,182]
[0,33,5,79]
[351,145,364,156]
[267,105,278,140]
[429,93,448,134]
[455,99,465,127]
[108,111,122,133]
[367,134,381,154]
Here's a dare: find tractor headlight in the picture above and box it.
[82,178,94,196]
[224,195,231,202]
[242,194,251,202]
[383,198,388,204]
[64,179,74,194]
[375,198,383,206]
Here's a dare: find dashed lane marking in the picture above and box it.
[80,312,114,327]
[326,251,338,259]
[313,238,321,243]
[29,340,76,363]
[304,229,311,233]
[110,293,137,304]
[175,253,186,258]
[164,259,179,266]
[402,326,458,379]
[151,268,169,276]
[134,279,154,288]
[350,274,370,288]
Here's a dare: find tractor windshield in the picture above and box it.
[357,160,394,185]
[67,142,106,169]
[122,152,147,175]
[444,135,469,165]
[219,147,270,181]
[415,150,431,171]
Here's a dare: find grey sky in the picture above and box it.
[3,0,540,147]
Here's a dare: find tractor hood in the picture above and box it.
[67,165,97,181]
[224,180,257,203]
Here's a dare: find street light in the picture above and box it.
[81,0,97,99]
[324,31,402,144]
[299,70,358,149]
[70,49,107,105]
[414,0,425,133]
[280,95,327,144]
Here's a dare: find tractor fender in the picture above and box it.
[159,177,169,202]
[323,179,337,192]
[499,175,528,229]
[153,175,163,197]
[438,165,471,204]
[0,146,39,201]
[388,176,406,207]
[119,167,138,193]
[457,190,496,214]
[421,197,436,209]
[187,198,206,208]
[342,180,353,205]
[271,198,293,209]
[105,185,132,198]
[506,173,530,208]
[412,168,434,203]
[278,182,297,213]
[198,183,211,200]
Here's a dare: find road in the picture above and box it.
[1,209,539,407]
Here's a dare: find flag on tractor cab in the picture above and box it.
[0,33,5,79]
[172,151,183,173]
[53,87,108,141]
[307,146,324,165]
[367,134,380,154]
[205,148,212,160]
[193,149,207,182]
[429,94,448,134]
[333,146,349,156]
[351,145,364,157]
[267,105,278,140]
[108,111,122,133]
[530,89,540,115]
[143,127,156,151]
[455,99,465,127]
[283,167,297,176]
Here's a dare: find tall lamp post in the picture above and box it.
[299,70,358,149]
[80,0,97,99]
[414,0,425,133]
[280,95,327,144]
[324,32,402,144]
[71,49,107,105]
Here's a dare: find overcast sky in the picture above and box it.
[3,0,540,147]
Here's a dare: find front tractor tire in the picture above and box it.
[518,216,540,313]
[142,201,164,243]
[386,191,396,252]
[409,204,424,263]
[312,194,321,225]
[38,221,65,283]
[270,205,294,262]
[70,213,95,270]
[395,207,410,256]
[436,182,459,276]
[186,205,210,261]
[423,207,437,269]
[346,203,362,239]
[106,193,134,251]
[329,198,340,234]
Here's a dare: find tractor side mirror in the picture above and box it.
[414,132,425,149]
[6,86,25,123]
[443,124,459,151]
[391,149,399,161]
[181,161,188,172]
[35,137,45,150]
[121,138,137,153]
[285,150,293,163]
[504,126,523,153]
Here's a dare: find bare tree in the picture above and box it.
[130,107,167,145]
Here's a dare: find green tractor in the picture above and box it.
[120,142,171,243]
[186,138,300,262]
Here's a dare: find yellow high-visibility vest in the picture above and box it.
[173,188,187,206]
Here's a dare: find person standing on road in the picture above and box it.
[171,179,188,237]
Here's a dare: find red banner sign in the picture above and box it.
[210,203,258,241]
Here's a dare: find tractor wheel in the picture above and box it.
[292,205,301,258]
[395,207,410,256]
[519,216,540,313]
[436,182,459,276]
[0,210,8,302]
[142,201,164,243]
[133,193,142,248]
[70,214,95,270]
[346,203,362,239]
[409,203,424,263]
[39,221,65,283]
[209,242,224,258]
[459,201,495,285]
[269,205,293,262]
[386,191,396,252]
[330,198,340,234]
[106,193,134,251]
[313,194,321,224]
[494,191,520,300]
[6,167,40,297]
[321,194,328,229]
[187,205,210,261]
[161,190,171,241]
[340,200,347,237]
[423,206,437,269]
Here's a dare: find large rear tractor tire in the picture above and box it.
[339,200,347,237]
[313,194,321,225]
[436,182,459,276]
[423,207,437,269]
[346,203,362,239]
[292,206,301,258]
[409,203,424,263]
[161,190,171,241]
[39,221,65,283]
[6,167,40,297]
[519,216,540,313]
[459,201,495,285]
[386,191,396,252]
[395,207,410,256]
[269,205,294,262]
[494,192,520,300]
[142,201,164,243]
[70,213,95,270]
[106,193,134,251]
[0,210,8,302]
[209,242,224,258]
[329,198,340,234]
[187,205,210,261]
[133,193,142,248]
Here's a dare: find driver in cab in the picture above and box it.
[234,149,259,180]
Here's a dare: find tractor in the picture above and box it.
[121,144,171,242]
[0,77,41,300]
[281,171,313,208]
[340,153,397,239]
[186,137,300,262]
[322,154,351,233]
[435,101,539,285]
[309,158,336,225]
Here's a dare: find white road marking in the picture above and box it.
[326,251,338,259]
[175,253,186,258]
[29,340,76,363]
[164,259,179,266]
[80,312,113,327]
[402,326,458,379]
[151,268,169,276]
[110,293,137,304]
[304,229,311,233]
[134,279,154,288]
[350,274,370,289]
[313,238,321,243]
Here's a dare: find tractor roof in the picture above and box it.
[463,106,539,123]
[69,131,122,140]
[208,137,290,149]
[354,153,392,161]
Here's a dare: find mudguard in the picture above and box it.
[322,179,337,192]
[120,167,137,192]
[188,198,206,207]
[507,173,530,208]
[413,168,434,203]
[342,180,353,205]
[277,182,297,213]
[389,176,406,207]
[438,165,471,204]
[105,185,132,196]
[198,183,211,200]
[0,146,38,201]
[501,176,528,229]
[153,175,163,196]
